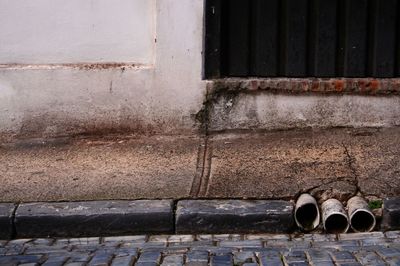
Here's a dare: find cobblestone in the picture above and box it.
[0,232,399,265]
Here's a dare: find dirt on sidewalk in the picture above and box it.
[0,127,399,202]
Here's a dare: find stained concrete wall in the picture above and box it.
[0,0,206,141]
[208,94,400,132]
[0,0,400,142]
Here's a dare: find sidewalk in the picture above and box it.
[0,127,399,202]
[1,232,399,265]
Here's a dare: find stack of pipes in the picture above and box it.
[295,194,376,233]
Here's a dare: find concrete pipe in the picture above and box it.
[347,196,376,232]
[321,199,349,234]
[295,194,320,231]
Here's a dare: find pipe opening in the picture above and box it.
[295,203,319,230]
[350,210,375,232]
[324,213,349,234]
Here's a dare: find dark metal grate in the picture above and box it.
[204,0,400,79]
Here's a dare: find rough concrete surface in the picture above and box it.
[205,129,356,201]
[0,135,200,202]
[344,128,400,197]
[0,128,399,202]
[203,128,400,201]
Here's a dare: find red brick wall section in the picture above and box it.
[209,78,400,95]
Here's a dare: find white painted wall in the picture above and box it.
[0,0,155,64]
[0,0,206,141]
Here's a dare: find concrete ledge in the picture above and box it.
[14,200,174,238]
[382,198,400,231]
[175,200,294,234]
[0,203,15,239]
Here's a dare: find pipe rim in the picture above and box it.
[350,209,376,232]
[324,211,350,234]
[294,203,320,231]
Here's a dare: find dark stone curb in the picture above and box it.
[14,200,174,238]
[382,197,400,231]
[176,200,294,234]
[0,198,398,239]
[0,203,16,239]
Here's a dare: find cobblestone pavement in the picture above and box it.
[0,231,399,266]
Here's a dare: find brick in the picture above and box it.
[168,240,212,248]
[136,251,162,264]
[353,250,386,265]
[88,252,113,266]
[64,263,86,266]
[191,246,236,255]
[286,263,308,266]
[258,251,283,266]
[283,250,307,263]
[210,254,232,266]
[25,245,71,254]
[176,200,294,234]
[110,255,136,266]
[15,200,174,238]
[360,238,391,247]
[67,252,92,262]
[135,263,158,266]
[32,238,55,246]
[0,255,45,265]
[104,235,147,243]
[375,247,400,258]
[0,203,15,239]
[41,255,70,266]
[385,231,400,239]
[219,240,262,248]
[383,257,400,266]
[168,235,194,243]
[161,254,184,266]
[310,262,335,266]
[245,234,290,241]
[330,251,357,262]
[68,238,100,245]
[196,235,213,241]
[382,198,400,230]
[307,249,332,262]
[186,250,209,263]
[338,232,384,241]
[148,235,169,243]
[186,263,208,266]
[233,251,256,264]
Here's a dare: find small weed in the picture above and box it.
[368,200,383,209]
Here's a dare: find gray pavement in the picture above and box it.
[0,231,399,266]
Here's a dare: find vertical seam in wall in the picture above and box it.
[190,83,212,197]
[189,137,207,197]
[202,144,213,197]
[198,84,212,197]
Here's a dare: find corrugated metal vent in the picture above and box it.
[204,0,400,78]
